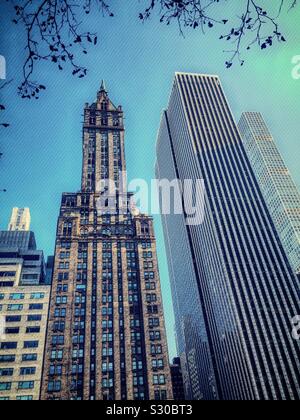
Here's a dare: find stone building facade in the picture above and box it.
[41,83,172,400]
[0,229,49,401]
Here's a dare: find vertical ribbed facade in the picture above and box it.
[41,84,172,400]
[156,72,300,400]
[238,112,300,276]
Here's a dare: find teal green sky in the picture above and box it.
[0,1,300,359]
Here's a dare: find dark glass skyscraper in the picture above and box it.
[156,72,300,400]
[41,83,172,401]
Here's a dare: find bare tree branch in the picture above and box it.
[10,0,114,98]
[3,0,299,100]
[289,0,298,9]
[139,0,227,35]
[139,0,298,67]
[221,0,289,67]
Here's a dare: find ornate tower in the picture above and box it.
[81,81,126,193]
[41,83,173,401]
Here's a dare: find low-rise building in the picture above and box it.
[0,214,50,400]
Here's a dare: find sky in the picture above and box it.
[0,1,300,359]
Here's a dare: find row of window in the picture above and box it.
[46,376,165,395]
[0,354,37,363]
[0,367,36,376]
[88,117,120,126]
[5,314,42,323]
[3,326,40,335]
[0,381,35,391]
[58,242,152,256]
[0,272,16,278]
[0,293,45,301]
[0,304,43,311]
[0,396,33,400]
[0,341,39,350]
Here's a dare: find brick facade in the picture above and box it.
[41,83,172,400]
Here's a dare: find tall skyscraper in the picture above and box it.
[238,112,300,276]
[41,83,172,401]
[156,72,300,400]
[0,215,49,401]
[8,208,31,232]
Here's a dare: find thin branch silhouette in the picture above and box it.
[3,0,299,99]
[0,80,13,128]
[10,0,114,98]
[140,0,298,67]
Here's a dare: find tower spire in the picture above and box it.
[100,79,107,93]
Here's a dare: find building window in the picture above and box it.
[0,272,16,278]
[149,318,160,328]
[26,326,40,334]
[51,350,63,361]
[62,222,73,237]
[58,272,69,281]
[23,341,39,349]
[53,321,65,332]
[29,304,43,311]
[49,365,62,376]
[7,304,23,312]
[18,381,35,390]
[0,368,14,377]
[52,335,65,346]
[0,355,16,363]
[20,367,36,376]
[154,390,167,400]
[0,342,17,350]
[54,308,66,318]
[9,293,25,300]
[151,345,162,355]
[56,296,68,305]
[27,315,42,322]
[152,359,164,369]
[30,293,45,300]
[0,382,11,391]
[153,375,166,385]
[6,316,21,323]
[22,354,38,362]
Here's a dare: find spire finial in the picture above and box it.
[100,79,107,92]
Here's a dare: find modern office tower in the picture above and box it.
[238,112,300,276]
[41,83,172,401]
[0,221,49,400]
[0,228,44,287]
[156,72,300,400]
[170,357,185,400]
[0,231,36,250]
[8,208,31,232]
